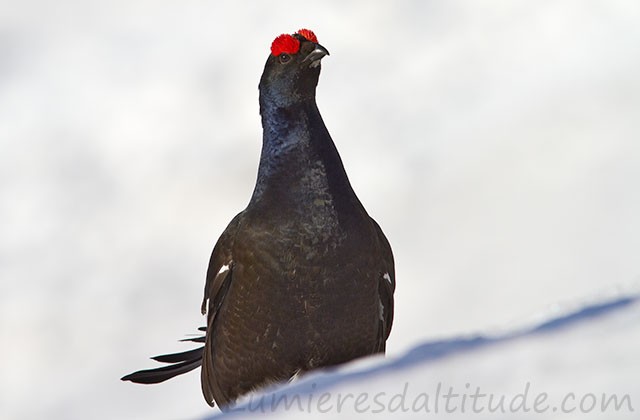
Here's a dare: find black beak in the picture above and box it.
[302,44,330,67]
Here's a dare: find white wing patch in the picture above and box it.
[217,264,230,275]
[383,272,392,285]
[378,299,384,321]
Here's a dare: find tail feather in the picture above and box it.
[152,347,204,364]
[121,328,207,384]
[179,326,207,343]
[121,355,202,384]
[180,336,206,343]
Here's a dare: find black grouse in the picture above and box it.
[122,29,395,410]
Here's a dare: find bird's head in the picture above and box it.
[259,29,330,111]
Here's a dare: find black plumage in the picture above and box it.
[122,29,395,410]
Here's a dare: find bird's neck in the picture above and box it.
[249,99,359,212]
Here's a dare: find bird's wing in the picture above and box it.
[200,214,242,407]
[372,217,395,352]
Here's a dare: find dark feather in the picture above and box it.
[152,347,204,364]
[121,330,206,384]
[180,336,206,343]
[121,358,202,384]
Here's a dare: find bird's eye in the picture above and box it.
[279,53,291,64]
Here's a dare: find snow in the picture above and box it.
[1,1,639,419]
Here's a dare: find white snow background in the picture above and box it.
[1,1,639,419]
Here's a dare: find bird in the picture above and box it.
[121,28,395,411]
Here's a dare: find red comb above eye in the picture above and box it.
[271,34,301,56]
[296,29,318,43]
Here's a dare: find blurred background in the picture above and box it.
[1,1,639,419]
